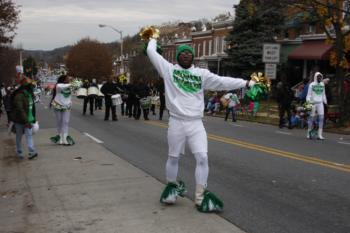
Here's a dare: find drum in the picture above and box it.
[111,94,122,106]
[151,96,160,105]
[76,88,87,99]
[87,86,99,97]
[140,97,151,109]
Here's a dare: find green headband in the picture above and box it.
[176,44,194,62]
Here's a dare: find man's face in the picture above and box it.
[317,74,322,83]
[178,50,193,69]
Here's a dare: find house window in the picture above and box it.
[198,44,201,57]
[222,38,227,53]
[308,24,315,34]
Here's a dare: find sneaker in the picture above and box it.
[28,153,38,160]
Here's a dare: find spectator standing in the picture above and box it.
[276,80,294,129]
[11,77,38,160]
[224,91,240,122]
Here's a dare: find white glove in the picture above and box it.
[248,80,256,87]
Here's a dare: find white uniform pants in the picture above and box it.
[167,117,208,157]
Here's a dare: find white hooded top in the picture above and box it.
[147,39,247,120]
[54,83,72,107]
[306,72,327,105]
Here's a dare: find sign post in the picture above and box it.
[262,43,280,117]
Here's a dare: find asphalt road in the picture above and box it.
[37,95,350,233]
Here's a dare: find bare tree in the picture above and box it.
[0,0,20,45]
[65,38,113,81]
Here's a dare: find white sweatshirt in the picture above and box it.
[147,39,247,120]
[54,83,72,107]
[306,72,327,105]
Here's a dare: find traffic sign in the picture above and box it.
[263,43,280,63]
[265,63,277,80]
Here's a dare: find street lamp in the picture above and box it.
[98,24,124,73]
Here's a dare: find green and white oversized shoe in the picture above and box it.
[195,185,223,213]
[160,181,186,204]
[50,135,60,144]
[66,135,75,145]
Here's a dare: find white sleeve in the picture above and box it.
[201,69,247,91]
[146,39,172,79]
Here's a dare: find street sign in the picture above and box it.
[265,63,277,80]
[263,43,280,63]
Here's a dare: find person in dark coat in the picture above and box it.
[101,78,118,121]
[276,79,294,129]
[11,77,38,160]
[82,80,96,115]
[156,79,166,120]
[134,80,151,120]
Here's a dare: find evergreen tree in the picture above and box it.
[225,0,284,78]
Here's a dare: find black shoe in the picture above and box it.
[112,118,118,121]
[28,153,38,160]
[104,118,109,121]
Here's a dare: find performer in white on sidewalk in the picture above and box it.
[146,38,255,212]
[50,75,75,145]
[306,72,328,140]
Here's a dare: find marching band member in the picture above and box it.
[50,75,75,145]
[144,28,255,212]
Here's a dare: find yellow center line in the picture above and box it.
[144,120,350,173]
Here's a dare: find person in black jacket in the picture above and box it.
[101,78,118,121]
[276,79,294,129]
[83,80,97,115]
[134,80,151,120]
[156,79,166,120]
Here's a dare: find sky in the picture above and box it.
[12,0,240,51]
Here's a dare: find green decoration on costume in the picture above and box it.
[61,88,71,98]
[312,84,324,95]
[173,69,202,93]
[160,181,186,204]
[66,135,75,145]
[50,135,60,144]
[196,190,224,213]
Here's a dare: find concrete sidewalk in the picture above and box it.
[0,123,246,233]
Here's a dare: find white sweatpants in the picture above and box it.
[310,103,324,116]
[55,110,71,134]
[166,117,209,186]
[308,103,324,131]
[167,117,207,157]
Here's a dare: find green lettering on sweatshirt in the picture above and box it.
[312,84,324,95]
[173,69,202,93]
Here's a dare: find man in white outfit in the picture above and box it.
[306,72,327,140]
[146,38,255,212]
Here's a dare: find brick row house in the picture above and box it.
[160,18,234,76]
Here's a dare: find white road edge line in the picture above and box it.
[83,132,104,144]
[337,141,350,146]
[275,131,292,135]
[229,123,244,127]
